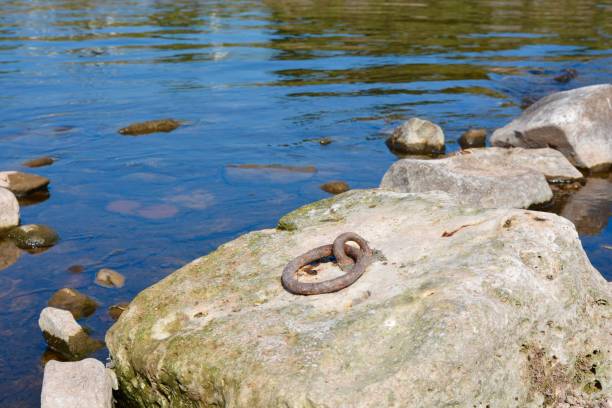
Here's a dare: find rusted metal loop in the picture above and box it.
[332,232,373,271]
[281,233,372,296]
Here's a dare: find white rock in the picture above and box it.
[39,307,83,343]
[491,84,612,170]
[380,151,554,208]
[41,359,115,408]
[0,187,19,230]
[95,268,126,288]
[38,307,102,358]
[386,117,445,154]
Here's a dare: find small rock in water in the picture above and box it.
[108,303,129,320]
[95,269,125,288]
[48,288,98,319]
[7,224,59,249]
[137,204,178,220]
[67,265,85,273]
[38,307,103,360]
[23,156,55,168]
[319,137,332,145]
[119,119,181,136]
[458,128,487,149]
[41,358,116,408]
[385,117,445,155]
[554,68,578,83]
[320,181,350,195]
[0,171,50,196]
[0,188,19,230]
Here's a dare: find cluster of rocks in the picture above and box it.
[102,84,611,406]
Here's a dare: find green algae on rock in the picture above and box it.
[8,224,59,249]
[106,189,610,407]
[118,119,181,136]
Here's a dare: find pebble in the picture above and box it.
[320,181,350,195]
[554,68,578,83]
[95,269,125,288]
[458,128,487,149]
[119,119,181,136]
[23,156,55,168]
[67,265,85,273]
[385,117,445,155]
[48,288,98,319]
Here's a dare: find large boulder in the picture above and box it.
[491,84,612,171]
[41,358,116,408]
[385,118,445,155]
[379,148,569,208]
[107,189,610,407]
[0,187,19,231]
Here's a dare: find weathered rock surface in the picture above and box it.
[0,187,19,230]
[459,128,487,149]
[0,171,50,196]
[38,307,103,359]
[107,189,610,407]
[95,268,125,288]
[7,224,59,249]
[491,84,612,171]
[380,151,555,208]
[460,147,583,182]
[48,288,98,319]
[41,358,116,408]
[385,118,445,155]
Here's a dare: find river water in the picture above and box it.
[0,0,611,405]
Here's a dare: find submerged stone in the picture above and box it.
[0,239,21,271]
[41,358,116,408]
[108,303,129,321]
[491,84,612,170]
[385,117,445,155]
[23,156,55,168]
[48,288,98,320]
[118,119,181,136]
[320,180,350,195]
[0,171,50,196]
[38,307,103,360]
[106,189,610,407]
[0,187,19,231]
[95,268,125,289]
[7,224,59,249]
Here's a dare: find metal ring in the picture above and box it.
[281,233,372,295]
[332,232,373,270]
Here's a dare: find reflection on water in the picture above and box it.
[0,0,611,406]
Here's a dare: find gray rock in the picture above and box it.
[491,84,612,171]
[95,268,125,288]
[386,118,445,155]
[380,151,554,208]
[461,147,583,182]
[7,224,59,249]
[48,288,98,320]
[41,358,116,408]
[38,307,103,359]
[459,128,487,149]
[0,187,19,230]
[106,189,610,407]
[0,171,50,196]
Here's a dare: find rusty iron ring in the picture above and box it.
[281,233,372,295]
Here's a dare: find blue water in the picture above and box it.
[0,1,611,405]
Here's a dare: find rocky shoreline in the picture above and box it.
[1,85,610,406]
